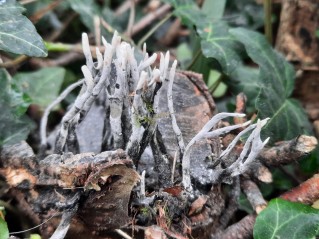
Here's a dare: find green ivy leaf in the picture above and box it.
[0,0,47,57]
[163,0,204,27]
[0,69,34,146]
[230,28,312,142]
[227,66,260,110]
[14,67,65,110]
[68,0,100,30]
[164,0,242,74]
[254,198,319,239]
[197,21,242,75]
[0,217,9,239]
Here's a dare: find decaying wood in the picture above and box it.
[275,0,319,66]
[259,135,317,166]
[0,143,140,238]
[1,31,317,239]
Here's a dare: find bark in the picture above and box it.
[276,0,319,66]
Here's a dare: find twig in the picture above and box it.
[263,0,273,44]
[115,0,141,16]
[137,12,173,48]
[259,135,318,166]
[214,214,256,239]
[160,18,182,46]
[241,179,267,214]
[29,0,63,23]
[94,16,101,48]
[126,0,136,38]
[220,173,319,238]
[281,173,319,205]
[234,93,247,125]
[129,4,172,36]
[30,52,83,68]
[0,55,28,68]
[47,13,78,42]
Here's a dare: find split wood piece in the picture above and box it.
[258,135,317,166]
[245,161,273,183]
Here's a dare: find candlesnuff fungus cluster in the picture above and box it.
[36,31,271,237]
[41,32,269,193]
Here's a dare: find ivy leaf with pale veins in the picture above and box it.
[230,28,312,142]
[0,0,47,57]
[197,21,242,75]
[0,69,34,146]
[14,67,66,110]
[164,0,242,75]
[254,198,319,239]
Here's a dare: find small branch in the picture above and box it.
[129,4,172,36]
[94,16,101,47]
[126,0,136,38]
[137,12,173,48]
[241,179,267,214]
[0,55,28,68]
[259,135,318,166]
[115,0,141,16]
[29,0,62,23]
[281,173,319,205]
[214,214,256,239]
[234,93,247,125]
[263,0,273,44]
[47,13,78,42]
[30,52,83,68]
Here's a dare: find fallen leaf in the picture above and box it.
[188,196,208,216]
